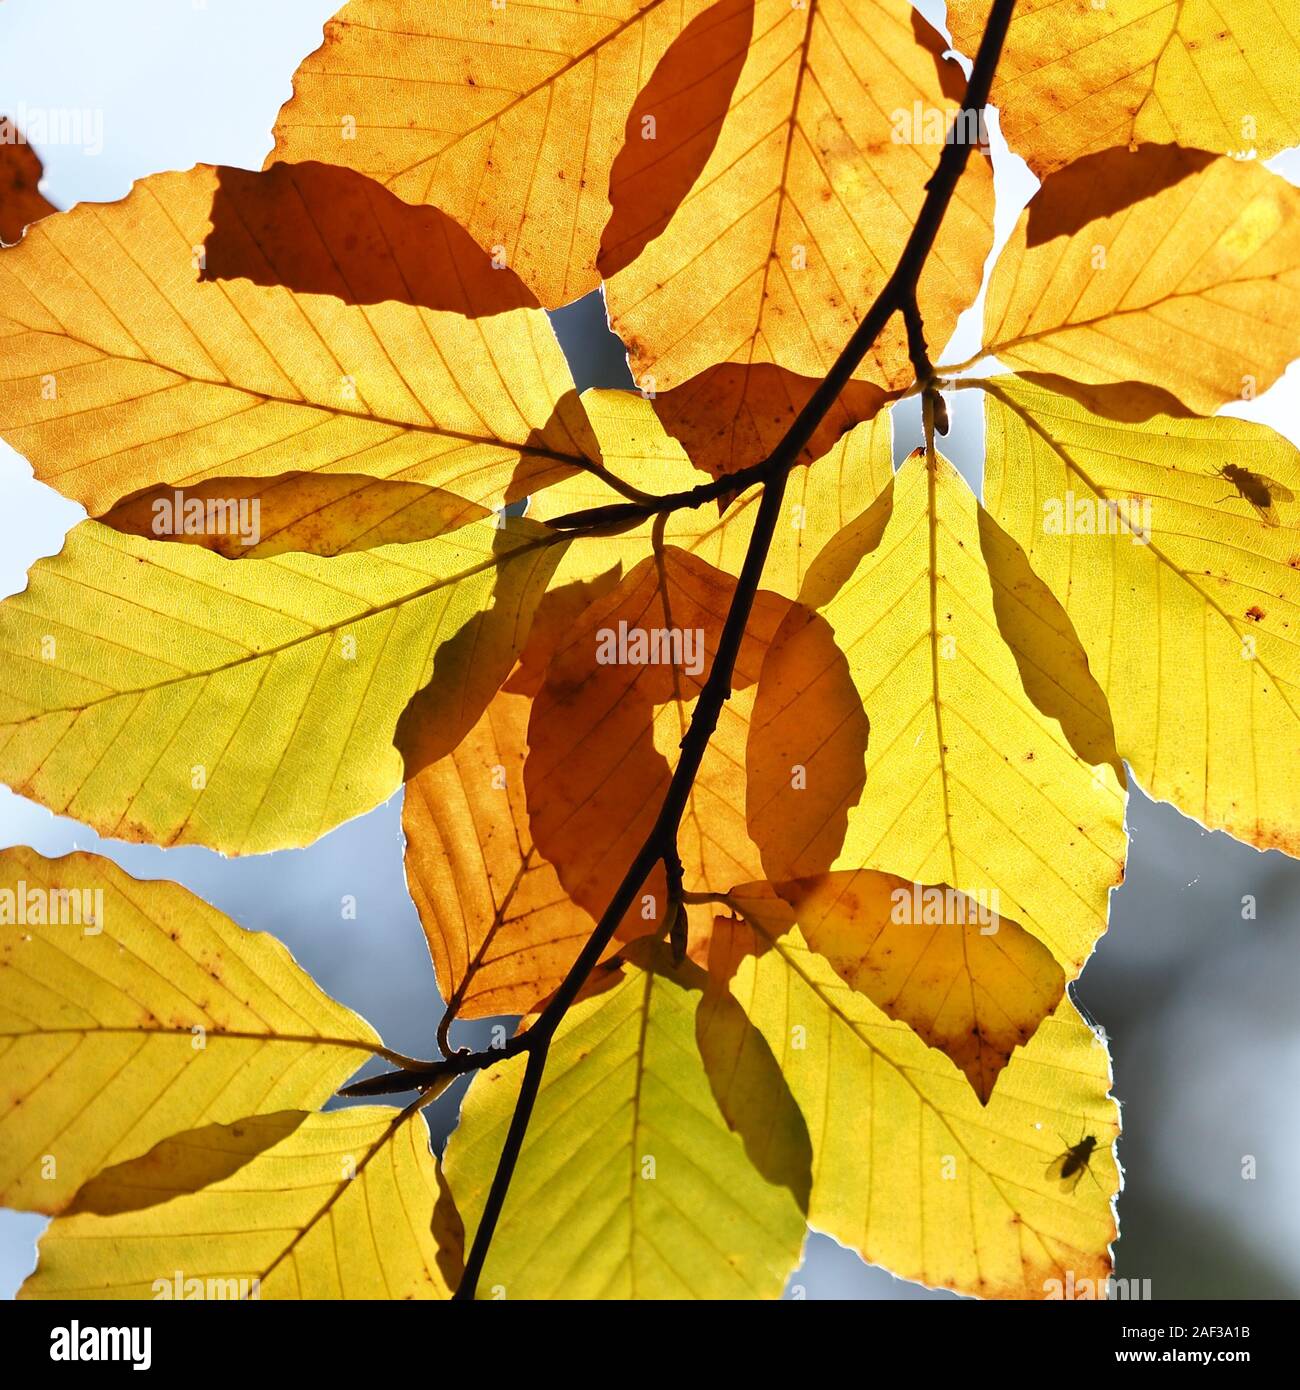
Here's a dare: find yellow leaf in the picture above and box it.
[983,372,1300,853]
[403,689,597,1023]
[99,472,490,559]
[444,942,807,1299]
[714,899,1119,1300]
[532,388,896,601]
[0,164,595,518]
[980,146,1300,415]
[20,1108,463,1299]
[0,515,564,852]
[604,0,995,390]
[770,870,1066,1104]
[785,451,1127,975]
[0,847,380,1213]
[269,0,716,307]
[948,0,1300,174]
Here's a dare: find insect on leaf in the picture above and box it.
[983,373,1300,853]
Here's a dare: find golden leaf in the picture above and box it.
[980,147,1300,415]
[604,0,995,390]
[983,372,1300,853]
[0,847,380,1213]
[949,0,1300,174]
[20,1108,463,1298]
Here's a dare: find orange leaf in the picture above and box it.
[403,691,597,1025]
[775,870,1066,1104]
[746,600,868,881]
[597,0,755,279]
[0,120,54,244]
[526,547,787,938]
[269,0,717,307]
[604,0,995,390]
[99,472,489,558]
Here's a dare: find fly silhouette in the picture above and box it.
[1213,463,1294,526]
[1046,1132,1107,1195]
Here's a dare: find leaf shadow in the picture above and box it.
[202,162,539,315]
[597,0,755,279]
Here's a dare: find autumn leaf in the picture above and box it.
[604,0,995,391]
[648,362,893,481]
[444,941,807,1299]
[983,372,1300,853]
[768,450,1127,976]
[763,870,1066,1103]
[978,146,1300,415]
[745,600,869,881]
[0,515,563,852]
[712,898,1119,1299]
[948,0,1300,175]
[598,0,756,279]
[0,119,55,244]
[99,472,490,559]
[20,1108,463,1299]
[269,0,717,307]
[0,847,381,1213]
[0,164,596,519]
[532,389,896,601]
[525,546,788,939]
[402,688,598,1026]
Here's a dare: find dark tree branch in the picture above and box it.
[352,0,1018,1298]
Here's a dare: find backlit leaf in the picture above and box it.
[0,847,380,1213]
[713,900,1119,1299]
[777,451,1127,975]
[20,1108,463,1299]
[948,0,1300,175]
[769,870,1066,1103]
[980,147,1300,415]
[532,389,896,601]
[0,164,594,518]
[525,546,788,939]
[0,516,564,852]
[100,473,490,559]
[403,688,596,1023]
[269,0,716,307]
[983,372,1300,853]
[604,0,995,390]
[0,120,55,244]
[444,941,807,1298]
